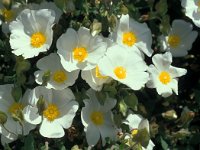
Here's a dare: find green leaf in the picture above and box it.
[160,15,170,35]
[11,86,22,102]
[95,91,106,105]
[113,113,122,127]
[22,134,35,150]
[155,0,168,16]
[15,56,30,75]
[103,84,117,98]
[124,94,138,111]
[160,136,168,150]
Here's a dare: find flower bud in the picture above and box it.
[108,14,117,31]
[0,111,7,125]
[121,5,129,15]
[162,109,177,120]
[90,19,102,36]
[179,107,195,126]
[2,0,12,8]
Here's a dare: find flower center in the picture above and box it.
[30,32,46,48]
[43,104,60,122]
[73,47,88,62]
[95,66,108,79]
[168,35,180,48]
[2,9,14,22]
[159,71,171,85]
[8,102,24,115]
[131,129,138,137]
[90,111,104,126]
[122,32,137,46]
[52,70,67,84]
[114,66,126,79]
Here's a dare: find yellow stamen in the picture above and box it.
[52,70,67,84]
[90,111,104,126]
[168,35,180,48]
[159,71,171,85]
[114,66,126,79]
[122,32,137,46]
[31,32,46,48]
[131,129,138,137]
[8,102,24,114]
[43,104,60,122]
[95,66,108,79]
[2,9,14,22]
[73,47,88,62]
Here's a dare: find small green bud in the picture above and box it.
[42,70,51,86]
[0,111,7,124]
[37,95,46,115]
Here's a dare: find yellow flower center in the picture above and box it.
[52,70,67,84]
[131,129,138,137]
[90,111,104,126]
[95,66,108,79]
[8,102,24,114]
[43,104,60,122]
[73,47,88,62]
[114,66,126,79]
[2,9,14,22]
[30,32,46,48]
[197,0,200,7]
[159,71,171,85]
[168,35,180,48]
[122,32,137,46]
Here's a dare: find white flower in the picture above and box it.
[112,14,153,57]
[0,2,22,34]
[181,0,200,28]
[28,1,62,23]
[123,113,155,150]
[160,19,198,57]
[23,86,79,138]
[0,84,35,145]
[9,8,55,59]
[98,44,149,90]
[81,89,117,146]
[81,65,112,91]
[147,52,187,97]
[57,27,107,71]
[34,53,79,90]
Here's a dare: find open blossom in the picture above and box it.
[28,1,62,23]
[181,0,200,28]
[112,14,153,57]
[0,84,35,145]
[81,89,117,146]
[98,44,149,90]
[23,86,78,138]
[147,52,187,97]
[0,2,22,34]
[81,65,112,91]
[57,27,107,71]
[34,53,79,90]
[9,8,55,59]
[123,113,155,150]
[160,19,197,57]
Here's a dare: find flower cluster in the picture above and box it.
[0,0,198,149]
